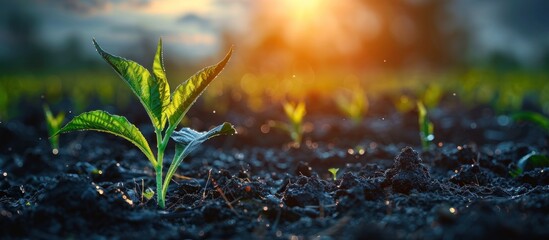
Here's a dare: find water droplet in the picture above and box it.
[52,149,59,155]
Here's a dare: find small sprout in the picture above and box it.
[328,168,339,181]
[143,188,154,201]
[509,151,549,178]
[511,111,549,133]
[417,101,434,151]
[421,83,443,109]
[336,88,368,126]
[43,105,65,152]
[271,101,306,147]
[54,38,235,208]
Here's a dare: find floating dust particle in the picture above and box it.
[449,207,457,214]
[52,149,59,155]
[347,149,355,155]
[263,206,268,211]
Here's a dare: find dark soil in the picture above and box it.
[1,97,548,239]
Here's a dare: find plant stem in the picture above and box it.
[155,164,164,208]
[155,129,165,208]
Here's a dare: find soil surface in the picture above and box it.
[1,97,548,239]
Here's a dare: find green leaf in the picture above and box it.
[512,111,549,133]
[93,39,169,130]
[152,38,171,128]
[165,47,233,127]
[143,188,154,201]
[328,168,339,181]
[162,122,236,199]
[55,110,156,166]
[283,101,306,125]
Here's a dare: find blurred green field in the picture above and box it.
[1,68,548,120]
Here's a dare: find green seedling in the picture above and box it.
[54,39,235,208]
[143,188,155,201]
[280,101,306,146]
[511,111,549,133]
[328,168,339,181]
[509,151,549,178]
[336,89,368,126]
[43,104,65,154]
[417,101,434,151]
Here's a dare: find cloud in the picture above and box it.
[34,0,152,14]
[177,13,212,29]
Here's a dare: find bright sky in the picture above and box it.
[2,0,547,64]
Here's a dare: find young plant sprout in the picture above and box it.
[328,168,339,181]
[417,101,434,151]
[54,39,235,208]
[336,88,368,126]
[43,104,65,155]
[511,111,549,134]
[281,101,306,146]
[509,151,549,178]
